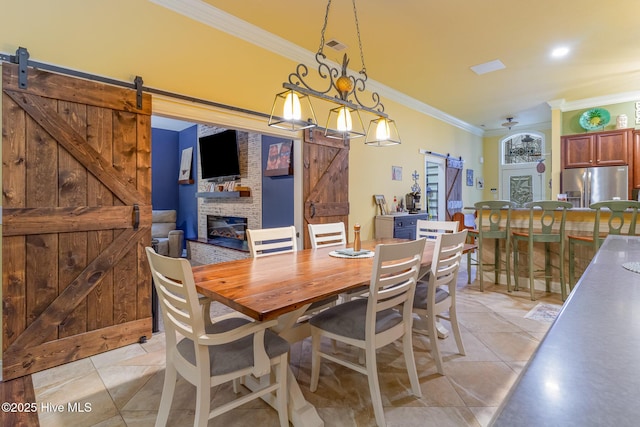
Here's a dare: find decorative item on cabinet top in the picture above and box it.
[579,108,610,131]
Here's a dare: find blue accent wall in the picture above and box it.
[151,128,179,209]
[151,125,198,248]
[177,125,198,241]
[262,135,294,228]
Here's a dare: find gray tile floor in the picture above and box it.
[32,265,562,426]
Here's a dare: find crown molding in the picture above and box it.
[149,0,484,137]
[548,91,640,112]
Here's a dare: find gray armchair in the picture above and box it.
[151,210,184,258]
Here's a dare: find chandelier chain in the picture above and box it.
[351,0,366,74]
[317,0,332,55]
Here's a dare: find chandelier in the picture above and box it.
[267,0,400,146]
[501,117,519,130]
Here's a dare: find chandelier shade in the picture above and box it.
[325,105,366,139]
[267,0,400,146]
[365,117,401,146]
[268,89,317,131]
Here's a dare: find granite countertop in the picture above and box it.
[490,235,640,426]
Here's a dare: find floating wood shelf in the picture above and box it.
[195,190,251,199]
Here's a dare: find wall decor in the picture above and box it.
[373,194,387,215]
[392,166,403,181]
[466,169,474,186]
[477,178,484,189]
[178,147,193,184]
[264,140,293,177]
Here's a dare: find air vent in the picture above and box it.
[470,59,506,75]
[326,38,347,51]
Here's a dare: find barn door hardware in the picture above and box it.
[132,204,140,230]
[134,76,143,109]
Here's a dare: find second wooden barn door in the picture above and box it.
[302,129,349,248]
[445,157,463,220]
[2,63,152,380]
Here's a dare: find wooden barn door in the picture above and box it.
[2,63,152,380]
[302,129,349,248]
[445,158,464,220]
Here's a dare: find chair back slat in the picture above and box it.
[247,226,297,257]
[523,201,572,238]
[430,230,467,290]
[308,222,347,248]
[367,239,426,331]
[591,200,640,240]
[145,247,204,341]
[474,200,515,237]
[416,220,458,241]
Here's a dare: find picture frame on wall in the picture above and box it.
[466,169,474,186]
[264,140,293,177]
[178,147,193,184]
[392,166,402,181]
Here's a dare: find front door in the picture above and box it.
[302,129,349,248]
[501,164,545,205]
[2,63,152,380]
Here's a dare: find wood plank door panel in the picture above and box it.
[2,63,152,380]
[303,129,349,248]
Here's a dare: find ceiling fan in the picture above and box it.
[501,117,519,130]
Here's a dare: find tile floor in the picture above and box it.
[31,267,563,427]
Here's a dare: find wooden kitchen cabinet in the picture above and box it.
[633,130,640,189]
[562,128,631,169]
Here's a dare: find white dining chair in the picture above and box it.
[247,225,337,340]
[247,225,297,257]
[308,222,346,249]
[416,219,458,241]
[309,238,426,427]
[145,247,290,427]
[412,230,467,375]
[415,219,458,280]
[309,221,367,303]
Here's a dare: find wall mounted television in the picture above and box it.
[199,130,240,182]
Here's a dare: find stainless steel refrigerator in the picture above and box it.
[561,165,628,208]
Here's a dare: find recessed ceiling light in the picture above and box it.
[551,47,570,58]
[470,59,506,75]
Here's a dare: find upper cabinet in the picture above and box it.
[633,130,640,189]
[562,128,631,169]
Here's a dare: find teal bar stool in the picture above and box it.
[468,201,515,292]
[567,200,640,290]
[512,201,572,301]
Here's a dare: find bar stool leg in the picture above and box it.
[545,242,551,293]
[505,236,511,293]
[494,239,500,284]
[478,235,484,292]
[529,238,536,301]
[512,239,519,291]
[559,239,567,301]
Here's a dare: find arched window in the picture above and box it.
[503,133,544,165]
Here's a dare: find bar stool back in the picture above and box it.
[468,200,515,292]
[452,212,477,284]
[567,200,640,290]
[512,201,572,301]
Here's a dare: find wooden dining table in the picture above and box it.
[191,237,475,426]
